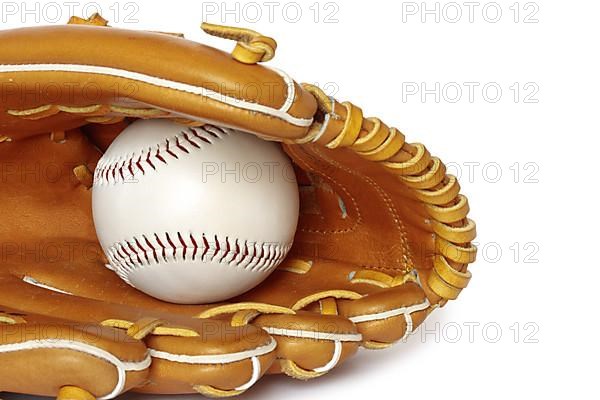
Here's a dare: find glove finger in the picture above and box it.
[4,230,362,383]
[10,252,360,381]
[191,258,431,380]
[0,274,276,397]
[266,259,431,349]
[196,305,362,380]
[0,309,150,400]
[255,312,361,379]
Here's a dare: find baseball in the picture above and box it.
[92,119,299,304]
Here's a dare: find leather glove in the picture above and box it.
[0,14,477,400]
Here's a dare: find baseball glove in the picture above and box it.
[0,14,477,400]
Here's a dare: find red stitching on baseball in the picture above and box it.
[93,126,228,186]
[107,231,290,275]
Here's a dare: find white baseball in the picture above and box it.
[92,119,299,304]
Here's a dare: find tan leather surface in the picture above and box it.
[146,333,272,357]
[0,320,148,360]
[254,311,358,334]
[0,17,476,399]
[336,283,427,319]
[285,143,434,274]
[0,26,290,107]
[0,349,121,397]
[269,338,358,372]
[0,319,150,397]
[0,25,317,140]
[0,355,148,397]
[139,353,275,394]
[0,277,270,355]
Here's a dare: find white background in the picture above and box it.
[2,0,599,399]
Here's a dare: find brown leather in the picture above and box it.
[0,25,317,140]
[0,350,138,397]
[0,16,476,399]
[139,353,276,394]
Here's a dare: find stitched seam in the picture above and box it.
[310,146,414,272]
[0,343,149,365]
[0,64,312,127]
[0,340,151,400]
[107,231,292,281]
[286,145,361,235]
[347,298,430,322]
[262,327,362,338]
[148,337,276,364]
[93,125,227,186]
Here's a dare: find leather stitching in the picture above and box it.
[287,145,361,235]
[310,146,414,272]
